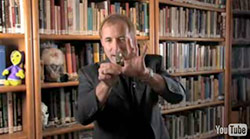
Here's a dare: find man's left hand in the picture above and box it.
[122,38,149,80]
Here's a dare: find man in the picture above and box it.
[77,14,184,139]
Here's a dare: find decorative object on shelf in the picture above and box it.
[41,102,49,129]
[2,50,25,86]
[116,51,125,66]
[41,47,68,82]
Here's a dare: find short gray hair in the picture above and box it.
[99,14,136,38]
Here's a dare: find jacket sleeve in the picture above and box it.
[76,67,101,125]
[159,70,185,104]
[146,55,185,104]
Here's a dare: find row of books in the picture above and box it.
[42,87,77,128]
[39,0,149,36]
[40,42,106,82]
[0,0,24,33]
[0,92,23,134]
[232,47,250,70]
[159,6,226,38]
[232,0,250,11]
[233,18,250,40]
[163,106,225,139]
[159,42,225,73]
[171,0,226,8]
[43,130,93,139]
[231,76,250,104]
[159,74,224,110]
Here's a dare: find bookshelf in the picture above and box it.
[0,33,24,39]
[159,36,225,42]
[0,0,35,138]
[21,0,233,138]
[40,34,149,41]
[158,0,225,12]
[155,0,230,138]
[161,100,224,114]
[169,69,224,77]
[43,123,94,137]
[32,0,155,138]
[0,85,26,93]
[41,81,79,89]
[230,0,250,132]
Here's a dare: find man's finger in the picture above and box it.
[99,63,122,75]
[103,68,121,75]
[124,38,133,60]
[98,74,111,80]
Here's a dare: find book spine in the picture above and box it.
[59,88,65,124]
[0,45,6,85]
[17,0,22,33]
[1,0,5,33]
[46,0,51,34]
[0,0,2,32]
[0,94,4,133]
[7,92,13,133]
[16,93,22,131]
[2,93,8,133]
[65,43,73,74]
[13,93,17,132]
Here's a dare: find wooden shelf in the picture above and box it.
[199,130,220,139]
[42,81,79,89]
[0,131,27,139]
[0,85,26,93]
[161,101,224,114]
[233,39,250,45]
[232,101,250,110]
[40,34,149,41]
[233,10,250,15]
[0,33,24,39]
[232,69,250,75]
[111,0,149,3]
[169,69,224,76]
[43,123,94,137]
[159,0,225,12]
[159,36,225,42]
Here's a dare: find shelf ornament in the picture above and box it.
[2,50,25,86]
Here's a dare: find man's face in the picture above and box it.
[100,21,135,64]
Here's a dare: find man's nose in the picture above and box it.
[112,40,122,52]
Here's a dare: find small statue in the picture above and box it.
[2,50,25,86]
[116,51,124,66]
[41,47,68,82]
[41,102,49,129]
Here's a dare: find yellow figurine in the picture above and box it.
[2,50,25,86]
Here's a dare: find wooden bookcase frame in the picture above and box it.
[0,0,35,138]
[32,0,155,138]
[29,0,233,138]
[155,0,232,138]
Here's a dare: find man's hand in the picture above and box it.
[122,38,149,80]
[98,63,122,87]
[2,69,9,76]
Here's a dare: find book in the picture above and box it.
[0,45,6,85]
[7,92,13,133]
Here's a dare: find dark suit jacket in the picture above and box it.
[77,55,184,139]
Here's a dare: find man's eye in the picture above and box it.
[119,37,125,41]
[105,39,111,42]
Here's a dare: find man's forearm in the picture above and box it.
[145,73,166,95]
[96,81,112,106]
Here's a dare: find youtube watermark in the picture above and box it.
[216,124,248,136]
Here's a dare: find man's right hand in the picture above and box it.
[98,63,122,87]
